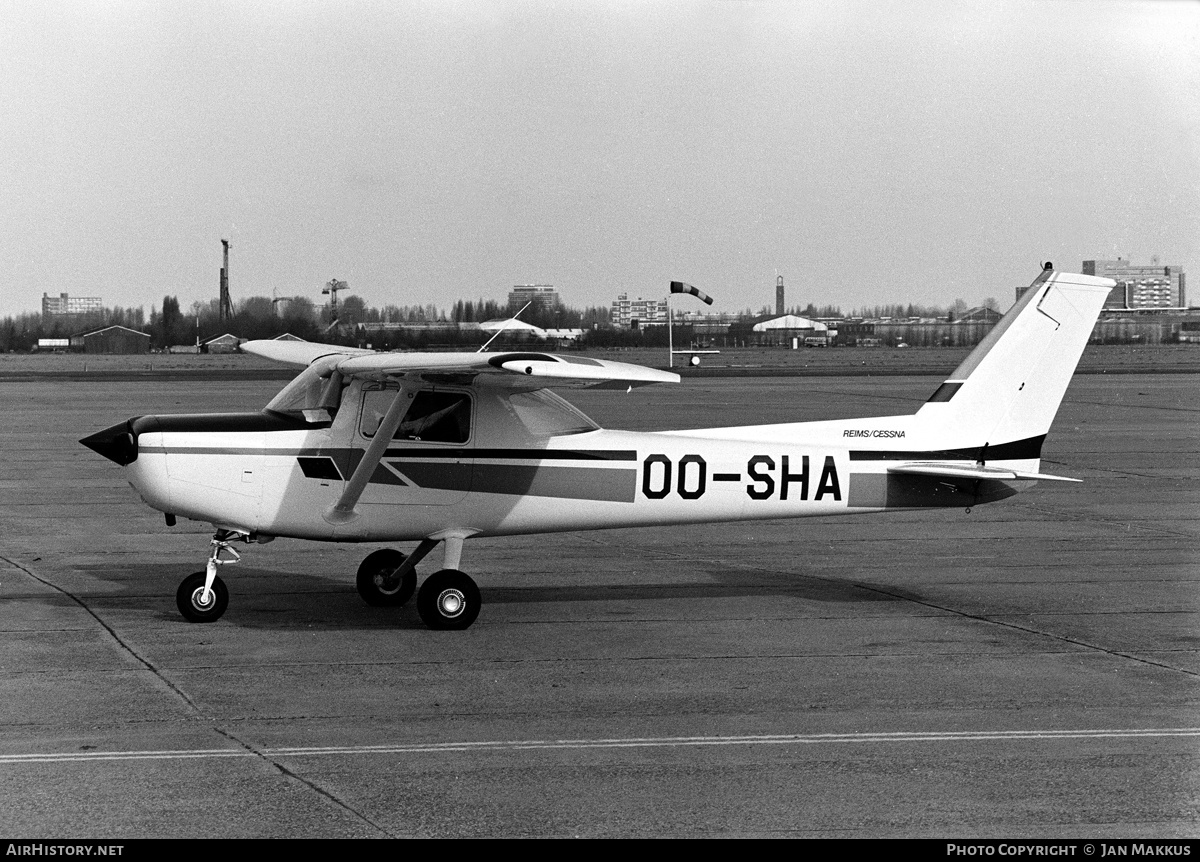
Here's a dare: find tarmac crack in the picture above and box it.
[3,551,398,836]
[210,726,396,837]
[574,536,1200,680]
[1012,501,1198,539]
[1064,397,1200,414]
[0,552,205,712]
[858,586,1200,680]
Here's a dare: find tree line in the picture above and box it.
[0,292,1000,352]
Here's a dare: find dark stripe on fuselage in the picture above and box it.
[474,463,635,502]
[848,435,1045,462]
[383,447,637,461]
[393,461,636,503]
[138,445,635,462]
[131,412,327,435]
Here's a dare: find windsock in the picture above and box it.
[669,281,714,305]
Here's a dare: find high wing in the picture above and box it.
[240,339,679,389]
[239,339,375,367]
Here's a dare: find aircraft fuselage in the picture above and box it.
[89,373,1027,543]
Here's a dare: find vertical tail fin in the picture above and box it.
[915,268,1114,452]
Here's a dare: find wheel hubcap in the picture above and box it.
[437,588,465,618]
[192,588,214,611]
[374,569,400,593]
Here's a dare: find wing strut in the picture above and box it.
[325,386,410,524]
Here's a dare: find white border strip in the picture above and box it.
[4,728,1199,765]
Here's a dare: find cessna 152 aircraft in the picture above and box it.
[81,266,1113,630]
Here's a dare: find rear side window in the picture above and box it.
[507,389,598,437]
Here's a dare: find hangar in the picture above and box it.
[751,314,835,347]
[200,333,241,354]
[70,325,151,354]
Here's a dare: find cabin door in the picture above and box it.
[355,381,473,506]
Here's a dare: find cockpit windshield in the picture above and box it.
[265,363,345,422]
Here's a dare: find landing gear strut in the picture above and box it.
[176,530,240,623]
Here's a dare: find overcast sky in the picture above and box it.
[3,0,1197,317]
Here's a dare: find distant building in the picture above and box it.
[611,293,668,328]
[836,320,877,346]
[43,292,103,316]
[751,314,833,347]
[508,285,560,313]
[70,325,151,354]
[1014,260,1187,310]
[775,276,785,316]
[201,333,241,354]
[955,306,1002,324]
[869,308,1001,347]
[1083,258,1186,309]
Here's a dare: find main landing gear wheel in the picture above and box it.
[356,549,417,607]
[417,569,480,630]
[176,571,229,623]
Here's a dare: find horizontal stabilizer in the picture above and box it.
[888,463,1081,483]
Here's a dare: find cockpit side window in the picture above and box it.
[360,384,471,444]
[399,392,471,443]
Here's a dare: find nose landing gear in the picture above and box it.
[176,570,229,622]
[176,530,241,623]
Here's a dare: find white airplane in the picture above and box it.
[478,317,586,343]
[81,266,1113,630]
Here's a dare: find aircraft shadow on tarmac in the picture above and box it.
[76,563,916,631]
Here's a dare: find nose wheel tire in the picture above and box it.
[417,569,480,630]
[176,571,229,623]
[356,549,417,606]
